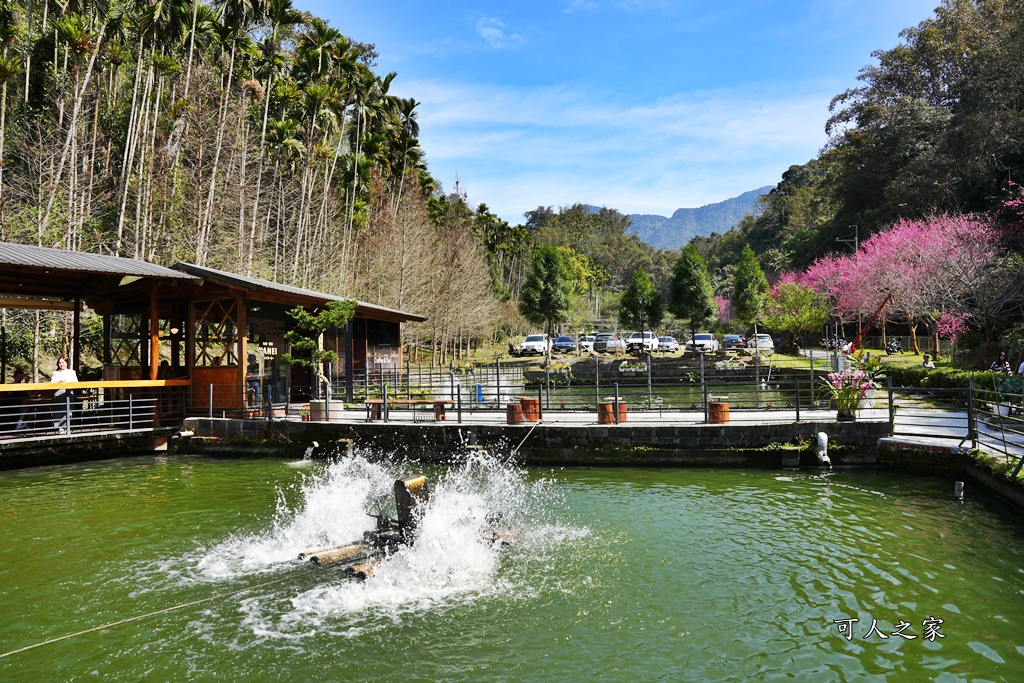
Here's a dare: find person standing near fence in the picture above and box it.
[991,352,1012,374]
[246,354,261,407]
[50,357,79,434]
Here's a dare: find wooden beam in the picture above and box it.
[0,297,80,311]
[0,378,191,392]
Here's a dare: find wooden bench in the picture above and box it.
[364,399,451,421]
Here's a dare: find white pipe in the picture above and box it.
[816,431,831,468]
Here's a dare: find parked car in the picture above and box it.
[685,333,720,354]
[747,333,775,355]
[578,334,596,353]
[625,330,659,353]
[552,335,578,354]
[658,336,680,353]
[593,333,626,354]
[519,334,550,356]
[723,334,746,350]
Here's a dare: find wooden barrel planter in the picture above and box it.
[597,401,628,424]
[520,397,540,422]
[506,403,524,425]
[708,401,730,424]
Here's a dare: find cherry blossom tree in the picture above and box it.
[799,214,1023,357]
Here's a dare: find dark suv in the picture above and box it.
[552,335,578,354]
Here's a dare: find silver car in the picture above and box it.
[747,333,775,355]
[593,333,626,353]
[658,336,680,353]
[685,333,720,354]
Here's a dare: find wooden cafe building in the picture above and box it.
[0,242,426,421]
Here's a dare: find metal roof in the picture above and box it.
[0,242,195,280]
[0,241,198,302]
[172,262,427,323]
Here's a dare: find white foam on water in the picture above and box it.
[185,447,584,637]
[192,455,396,580]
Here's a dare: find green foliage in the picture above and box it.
[881,364,1001,390]
[529,203,676,293]
[668,244,716,333]
[519,245,573,339]
[694,1,1024,283]
[281,300,357,368]
[763,283,831,343]
[472,203,533,300]
[733,245,770,329]
[619,267,664,331]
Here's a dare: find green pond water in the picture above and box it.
[1,451,1022,681]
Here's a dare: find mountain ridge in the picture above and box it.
[625,187,771,250]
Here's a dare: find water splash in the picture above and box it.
[184,446,581,634]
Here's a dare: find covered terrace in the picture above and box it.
[0,242,426,447]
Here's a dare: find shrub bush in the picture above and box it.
[881,364,1003,390]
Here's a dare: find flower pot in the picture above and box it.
[309,399,345,421]
[836,408,856,422]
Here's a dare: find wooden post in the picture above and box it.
[238,294,247,409]
[149,285,159,380]
[73,299,81,373]
[345,321,354,402]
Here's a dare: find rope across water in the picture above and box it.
[0,574,297,659]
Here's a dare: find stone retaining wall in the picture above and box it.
[182,417,889,468]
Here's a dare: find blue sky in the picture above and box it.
[298,1,941,224]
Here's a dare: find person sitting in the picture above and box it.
[991,352,1012,374]
[157,359,175,379]
[921,354,935,369]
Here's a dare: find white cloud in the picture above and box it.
[475,18,524,48]
[393,78,835,223]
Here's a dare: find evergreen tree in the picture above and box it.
[733,245,770,338]
[519,244,573,363]
[619,267,664,333]
[668,244,716,336]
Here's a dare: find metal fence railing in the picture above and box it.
[888,386,972,447]
[0,382,186,440]
[972,386,1024,462]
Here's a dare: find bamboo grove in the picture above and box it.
[0,0,513,364]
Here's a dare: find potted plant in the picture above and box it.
[993,374,1022,418]
[848,349,884,408]
[822,369,873,421]
[619,359,648,374]
[282,300,357,419]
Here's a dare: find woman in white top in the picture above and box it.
[51,357,79,386]
[51,357,79,433]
